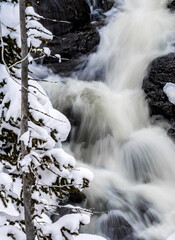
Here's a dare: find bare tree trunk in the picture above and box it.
[19,0,35,239]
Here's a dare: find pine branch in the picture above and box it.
[29,106,66,123]
[0,24,36,97]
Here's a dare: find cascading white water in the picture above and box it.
[42,0,175,239]
[86,0,175,90]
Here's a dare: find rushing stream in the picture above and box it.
[37,0,175,239]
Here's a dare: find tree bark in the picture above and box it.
[19,0,35,239]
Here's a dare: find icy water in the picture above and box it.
[41,0,175,239]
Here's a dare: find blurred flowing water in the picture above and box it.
[41,0,175,239]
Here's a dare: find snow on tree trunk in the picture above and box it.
[19,0,35,239]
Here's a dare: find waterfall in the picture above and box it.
[86,0,175,90]
[42,0,175,239]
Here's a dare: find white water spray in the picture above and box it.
[43,0,175,239]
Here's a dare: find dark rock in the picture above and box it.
[136,198,160,226]
[51,191,86,222]
[93,0,115,12]
[167,0,175,11]
[32,0,91,35]
[142,53,175,139]
[32,0,115,76]
[100,213,135,240]
[69,190,86,204]
[43,23,101,76]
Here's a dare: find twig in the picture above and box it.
[27,0,71,24]
[30,55,45,62]
[28,83,47,97]
[9,46,32,69]
[29,106,66,123]
[28,14,71,25]
[28,78,61,83]
[39,202,110,215]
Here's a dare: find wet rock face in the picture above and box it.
[32,0,114,76]
[32,0,91,35]
[43,23,101,77]
[142,53,175,139]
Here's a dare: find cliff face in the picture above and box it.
[32,0,114,76]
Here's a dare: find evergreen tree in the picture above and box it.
[0,1,99,239]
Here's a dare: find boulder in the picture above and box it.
[32,0,91,35]
[142,53,175,139]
